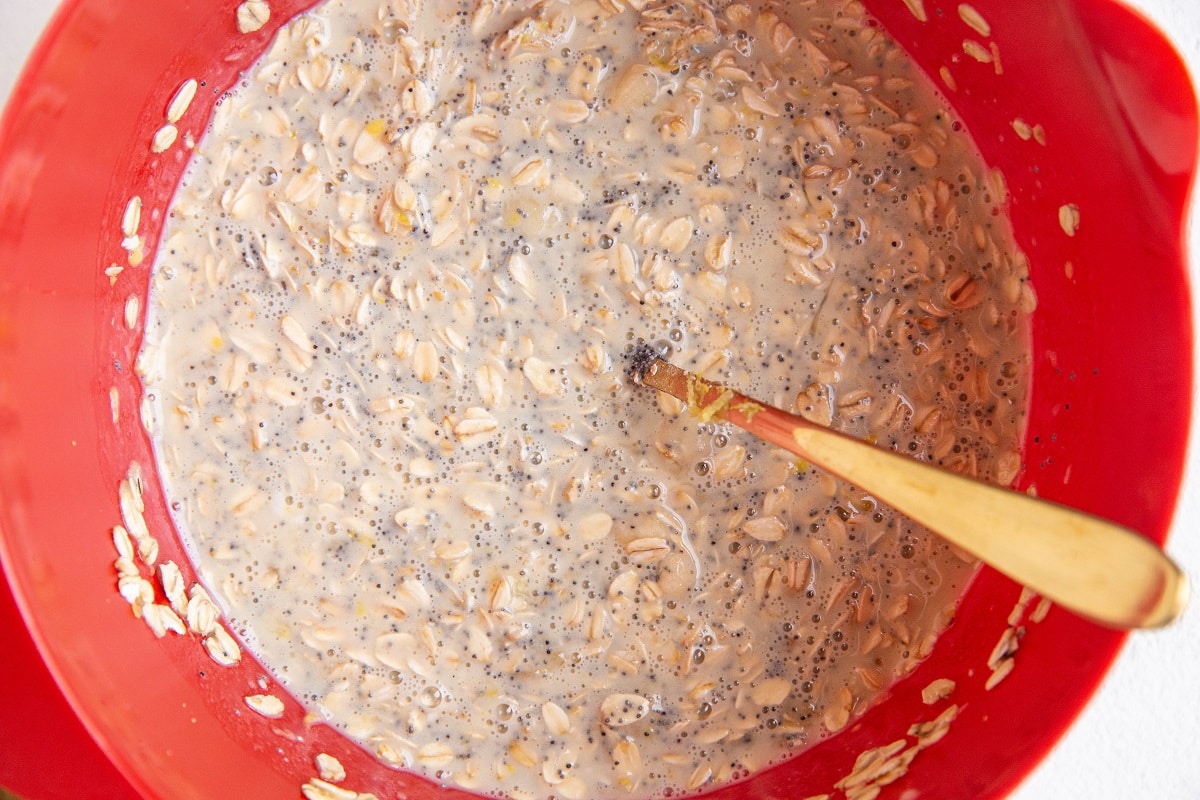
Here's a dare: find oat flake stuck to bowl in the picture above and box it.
[137,0,1034,796]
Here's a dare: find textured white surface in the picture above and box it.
[0,1,1197,798]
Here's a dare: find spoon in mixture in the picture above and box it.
[628,345,1188,630]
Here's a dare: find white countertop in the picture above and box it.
[2,1,1198,798]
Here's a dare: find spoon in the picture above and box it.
[629,345,1188,630]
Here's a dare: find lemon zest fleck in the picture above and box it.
[732,399,763,421]
[686,373,734,422]
[788,459,810,476]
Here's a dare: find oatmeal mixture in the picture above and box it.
[139,0,1034,796]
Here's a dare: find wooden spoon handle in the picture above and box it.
[639,356,1188,629]
[783,416,1188,629]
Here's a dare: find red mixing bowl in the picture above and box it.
[0,0,1194,798]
